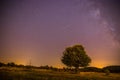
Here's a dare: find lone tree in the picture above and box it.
[61,44,91,72]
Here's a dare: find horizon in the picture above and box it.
[1,61,120,69]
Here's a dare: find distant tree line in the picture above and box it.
[0,62,24,67]
[103,65,120,73]
[0,62,120,73]
[0,62,59,71]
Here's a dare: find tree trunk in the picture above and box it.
[75,67,79,73]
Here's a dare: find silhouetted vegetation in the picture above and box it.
[39,65,50,69]
[80,67,103,72]
[0,62,6,67]
[104,69,110,76]
[0,61,120,74]
[103,65,120,73]
[61,44,91,73]
[7,62,16,67]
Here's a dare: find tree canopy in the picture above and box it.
[61,44,91,69]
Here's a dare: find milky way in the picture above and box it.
[92,0,120,63]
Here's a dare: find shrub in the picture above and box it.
[103,65,120,73]
[104,69,110,76]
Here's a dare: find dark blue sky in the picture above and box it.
[1,0,120,68]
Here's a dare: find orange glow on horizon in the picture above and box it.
[12,59,26,65]
[91,61,111,68]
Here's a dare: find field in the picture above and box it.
[0,67,120,80]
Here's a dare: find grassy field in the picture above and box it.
[0,67,120,80]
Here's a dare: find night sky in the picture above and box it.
[1,0,120,68]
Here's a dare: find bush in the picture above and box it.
[80,67,102,72]
[0,62,6,67]
[104,69,110,76]
[7,62,16,67]
[103,65,120,73]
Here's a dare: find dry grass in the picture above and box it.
[0,67,120,80]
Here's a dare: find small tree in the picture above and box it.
[61,44,91,73]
